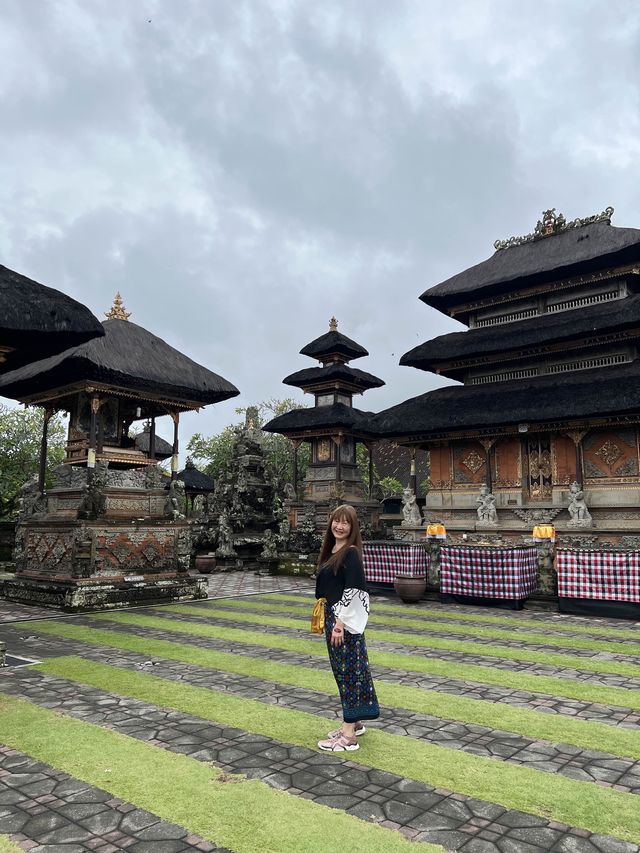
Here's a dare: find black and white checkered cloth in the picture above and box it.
[363,542,429,583]
[556,549,640,602]
[440,545,538,599]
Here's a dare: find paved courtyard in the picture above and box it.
[1,572,639,852]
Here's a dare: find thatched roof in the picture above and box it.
[177,460,215,492]
[263,402,374,435]
[421,220,640,314]
[283,363,384,392]
[134,429,173,458]
[0,263,104,371]
[300,329,368,361]
[367,360,640,439]
[0,318,239,406]
[402,294,640,372]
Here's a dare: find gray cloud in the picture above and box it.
[2,0,640,449]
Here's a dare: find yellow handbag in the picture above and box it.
[311,598,327,634]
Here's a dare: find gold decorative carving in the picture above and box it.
[462,451,484,473]
[105,292,131,320]
[316,439,332,462]
[595,440,622,467]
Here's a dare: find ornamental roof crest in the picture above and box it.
[494,206,614,251]
[105,292,131,321]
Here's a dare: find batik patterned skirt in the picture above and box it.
[325,605,380,723]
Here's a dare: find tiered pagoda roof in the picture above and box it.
[263,318,383,438]
[402,294,640,376]
[369,360,640,440]
[0,316,240,410]
[422,209,640,318]
[0,263,104,372]
[368,207,640,441]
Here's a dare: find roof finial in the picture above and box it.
[105,292,131,321]
[329,317,338,331]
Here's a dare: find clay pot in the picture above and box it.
[393,575,426,604]
[195,554,217,574]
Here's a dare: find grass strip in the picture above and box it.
[0,838,25,853]
[0,693,431,853]
[30,657,640,844]
[122,605,640,680]
[21,618,640,711]
[248,592,640,642]
[209,594,640,654]
[19,621,640,759]
[188,599,640,658]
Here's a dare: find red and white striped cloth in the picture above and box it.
[363,541,429,584]
[440,546,538,599]
[556,549,640,603]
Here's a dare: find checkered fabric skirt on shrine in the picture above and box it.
[362,541,429,584]
[556,549,640,602]
[439,546,539,600]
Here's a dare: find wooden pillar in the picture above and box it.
[409,448,417,495]
[520,436,528,498]
[292,439,301,495]
[87,394,100,471]
[170,412,180,479]
[333,435,343,484]
[566,430,587,484]
[149,417,156,461]
[38,407,54,492]
[479,438,496,493]
[368,442,375,498]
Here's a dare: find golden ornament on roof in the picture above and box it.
[105,292,131,321]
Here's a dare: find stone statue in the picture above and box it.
[216,510,236,557]
[17,477,47,519]
[260,529,278,559]
[164,478,185,520]
[283,483,297,501]
[567,481,592,526]
[78,463,108,519]
[401,487,422,527]
[191,494,206,519]
[476,483,497,525]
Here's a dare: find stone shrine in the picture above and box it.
[369,207,640,553]
[263,319,383,567]
[0,296,239,610]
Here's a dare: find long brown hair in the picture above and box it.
[316,504,363,572]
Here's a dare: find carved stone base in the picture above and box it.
[1,574,207,612]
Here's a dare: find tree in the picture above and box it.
[0,404,66,518]
[187,398,310,488]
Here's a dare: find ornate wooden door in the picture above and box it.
[527,436,552,500]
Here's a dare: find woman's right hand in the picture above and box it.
[330,625,344,647]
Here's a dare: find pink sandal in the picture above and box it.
[317,732,359,752]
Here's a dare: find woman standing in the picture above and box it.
[315,504,379,752]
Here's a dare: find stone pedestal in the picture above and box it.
[6,465,206,611]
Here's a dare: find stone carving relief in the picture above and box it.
[512,507,563,525]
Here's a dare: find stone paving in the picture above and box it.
[1,574,640,852]
[1,667,637,853]
[0,746,228,853]
[144,605,640,692]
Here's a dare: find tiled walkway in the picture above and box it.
[1,573,640,852]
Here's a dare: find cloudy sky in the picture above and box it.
[2,0,640,451]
